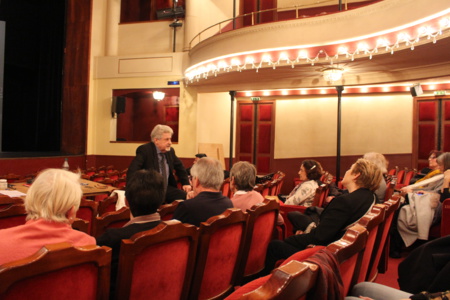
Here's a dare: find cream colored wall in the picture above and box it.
[341,95,412,155]
[276,97,338,158]
[197,92,235,157]
[118,21,185,55]
[275,94,412,158]
[185,0,235,50]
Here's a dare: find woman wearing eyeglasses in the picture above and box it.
[408,150,443,185]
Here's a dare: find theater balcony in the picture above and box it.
[185,0,450,92]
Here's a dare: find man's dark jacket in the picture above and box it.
[127,142,189,187]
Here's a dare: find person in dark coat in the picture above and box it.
[172,157,233,227]
[96,169,165,297]
[127,124,191,203]
[263,158,383,275]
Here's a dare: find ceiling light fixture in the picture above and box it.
[322,67,344,83]
[153,91,165,101]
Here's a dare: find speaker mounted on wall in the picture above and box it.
[410,84,423,97]
[111,96,126,117]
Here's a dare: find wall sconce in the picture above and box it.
[322,67,345,83]
[153,91,165,101]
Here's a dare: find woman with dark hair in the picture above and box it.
[284,160,323,207]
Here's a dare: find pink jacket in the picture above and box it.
[0,218,96,265]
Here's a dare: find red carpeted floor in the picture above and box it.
[374,254,406,289]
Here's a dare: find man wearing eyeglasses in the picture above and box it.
[173,157,233,226]
[127,124,191,203]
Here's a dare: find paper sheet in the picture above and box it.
[0,190,27,197]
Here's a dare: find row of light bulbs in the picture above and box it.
[185,16,450,83]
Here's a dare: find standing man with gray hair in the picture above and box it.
[127,124,191,203]
[172,157,233,226]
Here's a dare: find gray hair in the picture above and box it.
[150,124,173,140]
[230,161,257,191]
[437,152,450,170]
[191,157,224,190]
[363,152,388,174]
[25,169,83,223]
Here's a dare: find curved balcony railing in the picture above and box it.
[188,0,376,50]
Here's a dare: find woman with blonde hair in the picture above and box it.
[0,169,95,264]
[363,152,389,202]
[264,158,382,274]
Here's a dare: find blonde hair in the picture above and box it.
[363,152,388,174]
[352,158,383,192]
[25,169,82,223]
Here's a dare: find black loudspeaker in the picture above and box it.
[410,85,423,97]
[111,96,126,116]
[156,6,185,19]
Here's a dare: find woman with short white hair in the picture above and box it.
[0,168,95,265]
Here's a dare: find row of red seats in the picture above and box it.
[0,199,281,300]
[226,195,402,299]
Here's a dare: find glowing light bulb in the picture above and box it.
[231,58,241,66]
[298,50,308,59]
[337,46,348,54]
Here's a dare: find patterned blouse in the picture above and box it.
[285,180,319,206]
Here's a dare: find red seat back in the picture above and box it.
[93,207,130,238]
[327,224,368,295]
[0,197,23,210]
[0,204,27,229]
[76,198,99,235]
[221,178,231,198]
[116,221,199,300]
[97,193,119,216]
[190,208,248,300]
[237,199,279,283]
[158,200,183,221]
[279,203,307,238]
[355,205,385,283]
[402,169,416,186]
[366,195,401,282]
[0,243,111,300]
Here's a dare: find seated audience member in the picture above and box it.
[187,153,230,179]
[96,169,164,296]
[390,152,450,258]
[328,152,388,204]
[409,150,443,185]
[400,152,446,194]
[172,157,233,226]
[363,152,388,203]
[186,153,207,176]
[347,236,450,299]
[0,169,95,265]
[282,160,323,206]
[398,235,450,294]
[345,282,450,300]
[126,124,191,204]
[263,158,382,274]
[230,161,264,210]
[230,161,284,225]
